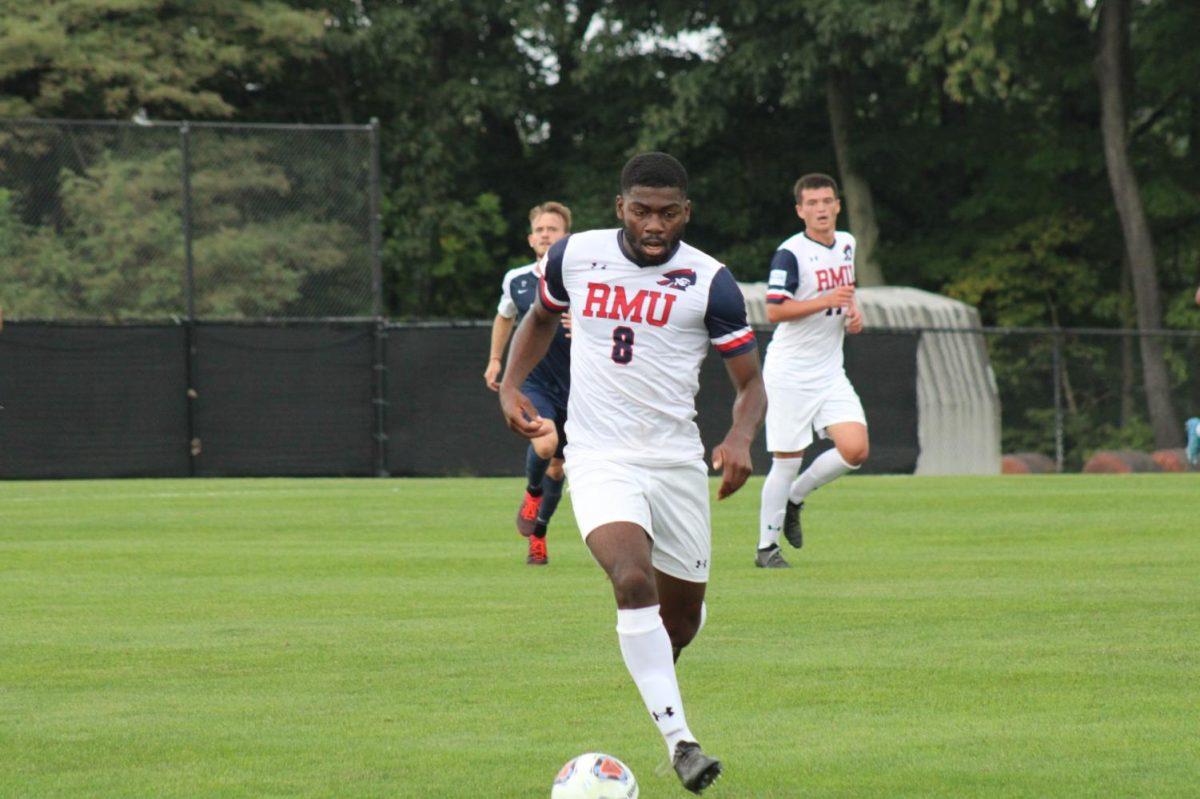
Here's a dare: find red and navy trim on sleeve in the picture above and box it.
[538,236,570,313]
[705,267,757,358]
[765,249,800,304]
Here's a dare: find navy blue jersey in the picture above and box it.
[498,262,570,401]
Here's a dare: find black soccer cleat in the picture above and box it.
[783,500,804,548]
[673,741,722,794]
[754,544,790,569]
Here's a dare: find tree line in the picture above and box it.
[1,0,1197,446]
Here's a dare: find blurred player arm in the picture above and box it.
[712,350,766,500]
[486,273,521,390]
[707,267,766,499]
[484,314,515,391]
[766,286,855,323]
[844,297,864,334]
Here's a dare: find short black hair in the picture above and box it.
[620,152,688,195]
[793,173,839,203]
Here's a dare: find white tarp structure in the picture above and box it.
[740,283,1001,475]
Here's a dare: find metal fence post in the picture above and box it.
[180,123,195,320]
[180,122,199,476]
[368,118,384,318]
[1052,330,1064,473]
[373,321,390,477]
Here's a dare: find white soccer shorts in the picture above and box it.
[565,456,712,583]
[764,372,867,453]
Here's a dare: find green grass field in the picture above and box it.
[1,475,1197,798]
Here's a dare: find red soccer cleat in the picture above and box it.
[516,491,543,537]
[526,534,548,565]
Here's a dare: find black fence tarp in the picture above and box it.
[0,322,919,479]
[386,326,518,476]
[191,324,376,477]
[0,324,189,478]
[387,326,920,477]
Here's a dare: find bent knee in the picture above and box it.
[839,443,869,467]
[532,432,559,460]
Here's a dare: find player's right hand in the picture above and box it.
[845,303,864,334]
[484,358,502,391]
[499,385,544,439]
[826,285,855,310]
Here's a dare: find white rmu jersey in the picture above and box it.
[762,230,856,387]
[539,229,757,466]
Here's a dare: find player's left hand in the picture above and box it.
[484,358,503,391]
[712,437,753,500]
[560,312,572,339]
[845,304,864,334]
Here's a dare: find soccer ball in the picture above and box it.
[551,752,639,799]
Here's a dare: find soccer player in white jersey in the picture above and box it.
[499,153,766,794]
[755,173,869,569]
[484,202,571,565]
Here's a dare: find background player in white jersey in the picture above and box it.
[755,173,869,569]
[499,153,766,794]
[484,202,571,565]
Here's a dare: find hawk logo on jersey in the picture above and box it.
[843,244,853,261]
[657,269,697,291]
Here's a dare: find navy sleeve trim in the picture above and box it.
[538,236,570,312]
[766,249,799,305]
[705,267,757,358]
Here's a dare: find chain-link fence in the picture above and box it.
[0,118,381,320]
[928,327,1200,472]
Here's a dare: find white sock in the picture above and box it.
[759,456,803,549]
[616,605,696,757]
[789,449,857,504]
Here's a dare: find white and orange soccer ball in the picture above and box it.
[550,752,639,799]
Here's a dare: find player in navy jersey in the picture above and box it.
[500,153,766,794]
[755,174,869,569]
[484,202,572,565]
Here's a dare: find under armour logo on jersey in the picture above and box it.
[695,559,708,569]
[652,707,676,721]
[657,269,697,290]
